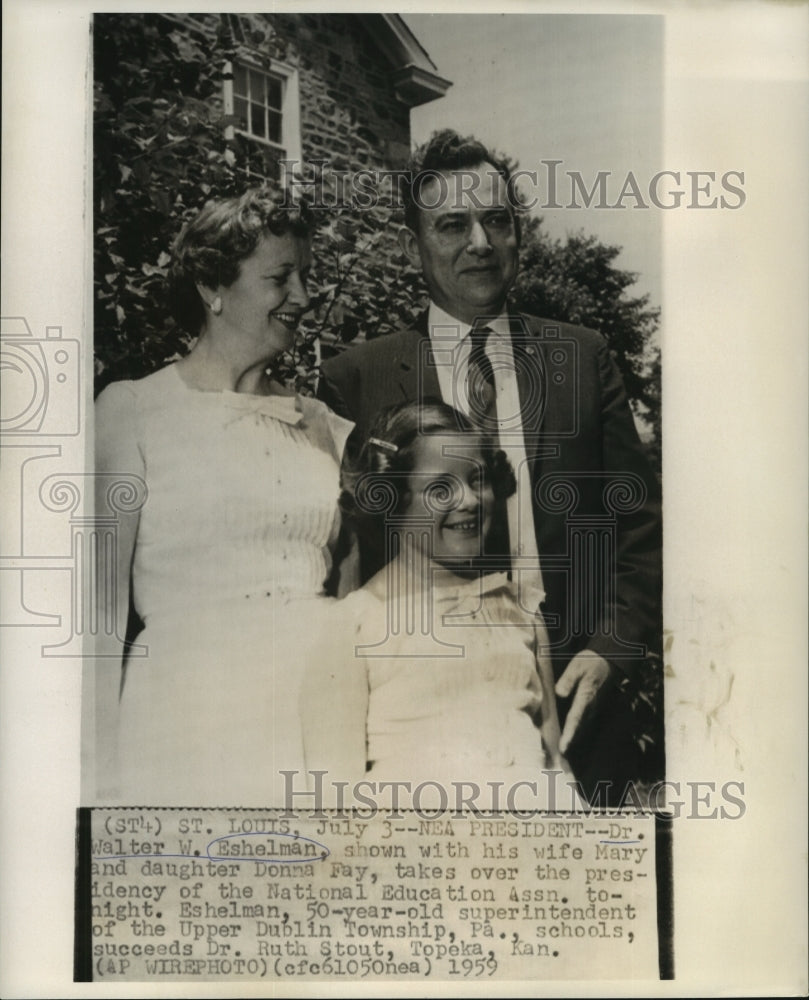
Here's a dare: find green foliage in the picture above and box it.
[511,216,661,458]
[619,652,665,781]
[281,167,425,395]
[95,14,236,388]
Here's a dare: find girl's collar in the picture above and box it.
[365,558,545,617]
[366,558,512,601]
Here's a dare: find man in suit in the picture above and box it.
[319,129,662,800]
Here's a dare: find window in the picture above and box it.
[233,64,284,147]
[223,60,301,181]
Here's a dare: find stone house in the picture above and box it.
[161,12,451,180]
[93,12,450,385]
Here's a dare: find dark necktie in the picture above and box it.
[466,325,497,429]
[466,325,510,566]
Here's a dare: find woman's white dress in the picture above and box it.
[105,364,352,806]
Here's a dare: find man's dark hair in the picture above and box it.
[401,128,523,242]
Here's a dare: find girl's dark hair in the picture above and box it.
[341,400,516,565]
[168,186,313,334]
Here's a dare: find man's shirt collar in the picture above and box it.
[427,301,511,342]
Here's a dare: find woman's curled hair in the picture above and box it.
[168,186,313,334]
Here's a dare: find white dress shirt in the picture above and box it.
[427,302,546,612]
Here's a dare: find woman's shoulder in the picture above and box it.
[296,393,354,462]
[324,583,387,638]
[96,365,179,409]
[307,587,385,660]
[335,583,385,615]
[95,366,182,461]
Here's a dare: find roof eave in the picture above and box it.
[391,64,453,107]
[359,13,452,107]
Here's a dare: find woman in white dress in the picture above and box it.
[94,188,352,806]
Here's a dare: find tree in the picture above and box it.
[511,216,661,461]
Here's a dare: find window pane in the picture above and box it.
[267,76,282,110]
[268,111,282,144]
[249,69,263,102]
[229,65,285,144]
[234,96,247,130]
[249,102,266,139]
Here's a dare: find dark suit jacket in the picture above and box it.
[319,311,662,680]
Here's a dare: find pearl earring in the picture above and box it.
[211,296,223,315]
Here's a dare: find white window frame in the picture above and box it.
[223,58,301,170]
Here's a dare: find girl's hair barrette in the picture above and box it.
[368,437,399,453]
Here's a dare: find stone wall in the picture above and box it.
[167,12,413,173]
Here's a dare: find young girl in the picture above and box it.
[302,401,576,811]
